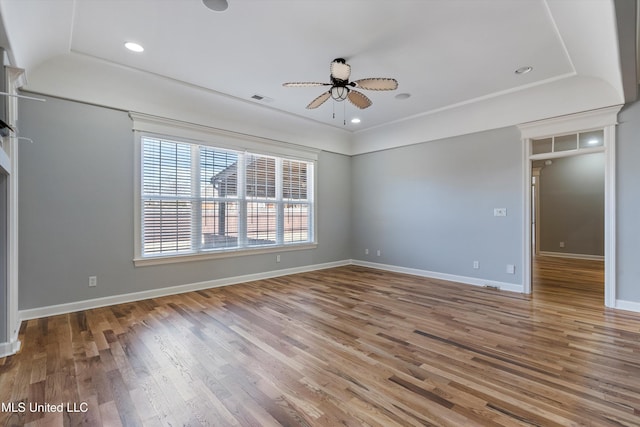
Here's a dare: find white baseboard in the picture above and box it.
[615,299,640,313]
[0,334,21,358]
[20,258,639,328]
[19,260,351,321]
[351,260,524,293]
[538,251,605,261]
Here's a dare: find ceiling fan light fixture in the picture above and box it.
[330,86,349,101]
[203,0,229,12]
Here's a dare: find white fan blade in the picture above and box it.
[331,60,351,81]
[347,90,372,109]
[353,78,398,91]
[283,82,331,87]
[307,91,331,109]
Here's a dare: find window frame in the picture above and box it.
[131,113,318,266]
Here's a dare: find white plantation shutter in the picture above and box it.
[246,154,277,245]
[200,147,240,249]
[142,138,193,255]
[283,160,311,243]
[139,135,314,259]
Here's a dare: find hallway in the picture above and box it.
[532,255,604,308]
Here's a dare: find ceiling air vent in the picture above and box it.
[250,94,274,103]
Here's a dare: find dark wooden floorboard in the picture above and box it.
[2,261,639,426]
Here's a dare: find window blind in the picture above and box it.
[140,136,314,258]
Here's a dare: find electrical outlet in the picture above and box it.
[276,254,281,263]
[473,261,479,269]
[494,208,507,217]
[559,241,565,248]
[377,249,381,257]
[365,248,369,255]
[506,264,515,274]
[89,276,97,287]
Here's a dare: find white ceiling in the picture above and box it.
[0,0,631,154]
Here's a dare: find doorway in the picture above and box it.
[530,153,605,306]
[518,105,620,308]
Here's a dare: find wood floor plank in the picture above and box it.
[2,262,640,426]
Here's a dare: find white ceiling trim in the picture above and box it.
[542,0,577,76]
[517,104,623,139]
[354,70,578,135]
[130,112,319,161]
[24,53,353,155]
[350,75,622,155]
[0,0,629,156]
[545,0,624,100]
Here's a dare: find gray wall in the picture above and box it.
[538,153,604,256]
[18,95,351,309]
[16,92,640,310]
[351,127,523,285]
[616,98,640,302]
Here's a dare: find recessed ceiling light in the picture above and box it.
[124,42,144,53]
[203,0,229,11]
[515,66,533,75]
[351,118,361,124]
[395,93,411,100]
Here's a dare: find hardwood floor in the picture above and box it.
[533,255,604,306]
[2,264,639,426]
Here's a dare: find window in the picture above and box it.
[531,130,604,155]
[138,135,314,261]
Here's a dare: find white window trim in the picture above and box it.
[133,243,318,267]
[131,112,318,267]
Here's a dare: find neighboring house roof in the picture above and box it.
[210,156,307,199]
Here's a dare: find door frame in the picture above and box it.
[518,105,622,308]
[0,66,25,357]
[531,166,542,255]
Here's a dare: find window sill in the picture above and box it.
[133,243,318,267]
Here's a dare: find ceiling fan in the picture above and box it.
[283,58,398,110]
